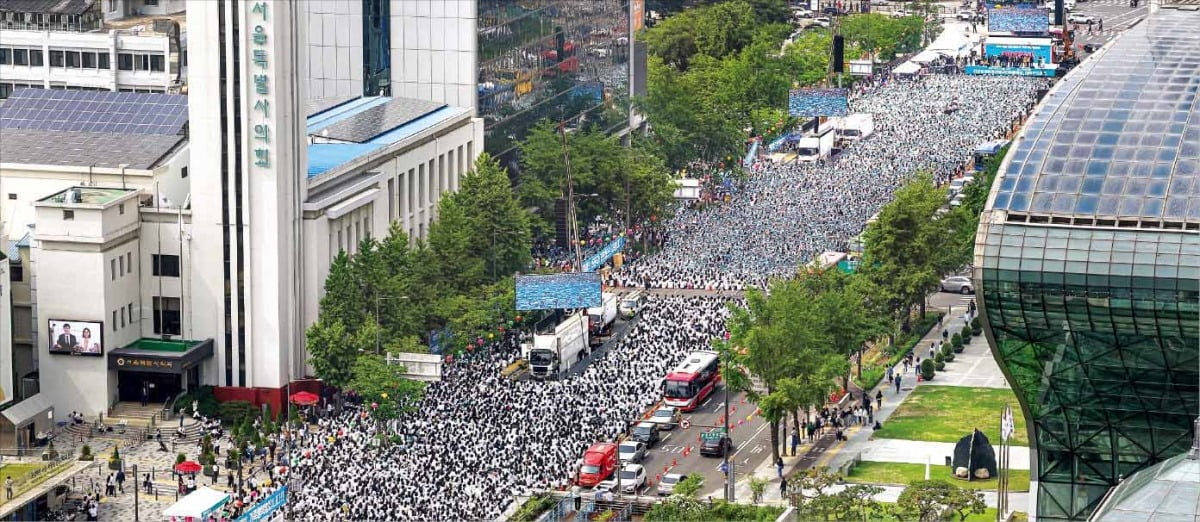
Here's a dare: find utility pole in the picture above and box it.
[133,463,139,521]
[723,356,733,502]
[559,127,584,271]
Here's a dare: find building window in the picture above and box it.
[12,48,28,66]
[9,266,22,282]
[119,255,124,276]
[107,0,116,12]
[29,49,43,67]
[118,203,125,215]
[152,296,181,335]
[118,53,133,71]
[82,51,97,68]
[63,209,74,220]
[98,53,109,69]
[7,193,15,200]
[111,258,116,280]
[149,54,164,72]
[120,306,126,328]
[0,48,9,65]
[65,51,81,68]
[128,302,136,322]
[113,310,118,329]
[181,166,188,178]
[126,252,132,270]
[145,0,159,5]
[49,50,64,67]
[152,254,180,277]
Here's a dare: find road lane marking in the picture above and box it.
[662,433,672,442]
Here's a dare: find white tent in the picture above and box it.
[893,61,922,75]
[163,487,230,520]
[911,50,948,64]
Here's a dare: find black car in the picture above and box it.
[631,421,661,447]
[699,435,734,457]
[822,6,843,16]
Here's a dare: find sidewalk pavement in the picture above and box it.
[730,304,1024,508]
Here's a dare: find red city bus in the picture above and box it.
[663,351,721,412]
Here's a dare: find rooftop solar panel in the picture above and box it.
[317,97,446,143]
[0,88,188,136]
[991,9,1200,223]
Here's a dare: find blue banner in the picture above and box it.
[236,486,287,522]
[984,41,1053,63]
[582,237,626,272]
[965,65,1056,77]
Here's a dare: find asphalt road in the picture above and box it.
[1068,0,1147,51]
[628,385,775,498]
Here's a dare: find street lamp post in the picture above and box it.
[374,295,410,354]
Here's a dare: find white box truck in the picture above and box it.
[838,113,875,142]
[526,311,589,379]
[795,125,837,163]
[587,293,619,344]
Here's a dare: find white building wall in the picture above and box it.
[304,0,364,100]
[0,29,172,93]
[33,199,142,419]
[188,0,307,388]
[390,0,477,109]
[0,245,13,407]
[137,213,192,340]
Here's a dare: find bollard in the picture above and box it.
[672,458,677,467]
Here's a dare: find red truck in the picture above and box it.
[576,442,618,487]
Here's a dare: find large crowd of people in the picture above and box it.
[285,72,1049,519]
[610,75,1048,290]
[289,296,733,520]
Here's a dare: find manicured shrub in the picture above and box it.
[935,360,946,371]
[921,359,936,380]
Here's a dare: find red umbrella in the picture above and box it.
[175,460,202,474]
[290,391,319,406]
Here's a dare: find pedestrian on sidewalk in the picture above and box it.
[929,343,936,360]
[876,390,883,409]
[776,458,784,479]
[115,468,125,493]
[780,477,788,496]
[791,431,800,456]
[887,365,894,383]
[5,476,12,500]
[894,374,902,393]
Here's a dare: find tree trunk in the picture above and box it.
[856,346,864,378]
[769,418,781,468]
[919,297,928,319]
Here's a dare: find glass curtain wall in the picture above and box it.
[978,223,1200,520]
[363,0,391,96]
[478,0,631,159]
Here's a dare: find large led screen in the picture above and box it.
[48,319,104,356]
[788,88,849,117]
[988,8,1049,33]
[516,273,603,311]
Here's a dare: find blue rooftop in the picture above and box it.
[305,96,469,178]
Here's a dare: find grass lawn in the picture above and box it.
[0,463,42,483]
[874,385,1028,446]
[846,461,1030,491]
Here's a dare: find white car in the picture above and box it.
[618,441,646,463]
[618,464,647,494]
[1067,12,1096,23]
[657,473,688,496]
[813,17,832,27]
[956,9,976,20]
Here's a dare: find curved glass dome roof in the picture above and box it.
[991,9,1200,222]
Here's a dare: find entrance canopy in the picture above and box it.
[108,338,214,374]
[164,487,229,520]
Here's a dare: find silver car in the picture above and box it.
[941,276,974,294]
[618,441,646,463]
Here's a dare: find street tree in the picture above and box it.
[305,318,371,390]
[861,172,949,329]
[895,480,985,522]
[346,354,427,421]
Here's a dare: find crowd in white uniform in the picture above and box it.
[612,75,1048,291]
[289,297,732,520]
[286,74,1049,520]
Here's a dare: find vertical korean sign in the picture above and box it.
[250,2,271,171]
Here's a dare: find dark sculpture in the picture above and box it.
[952,429,997,480]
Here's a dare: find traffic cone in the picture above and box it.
[672,458,677,467]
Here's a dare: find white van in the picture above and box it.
[618,290,646,319]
